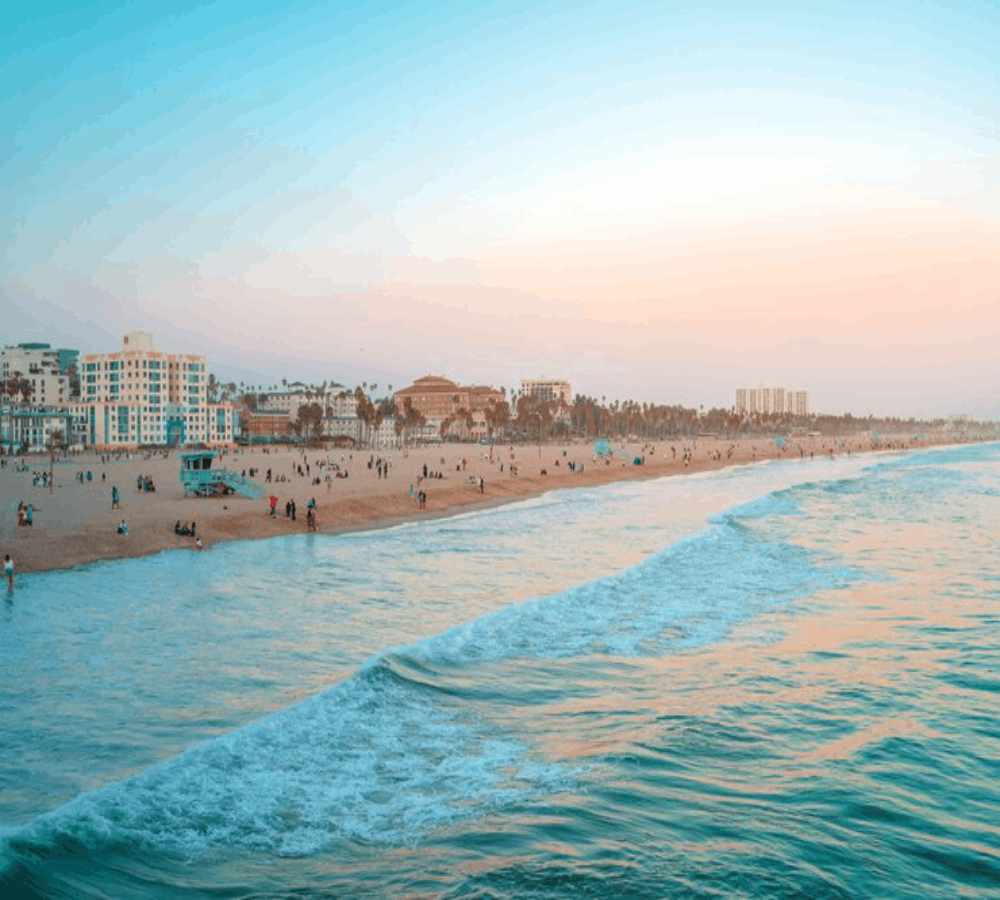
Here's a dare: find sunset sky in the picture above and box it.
[3,1,997,416]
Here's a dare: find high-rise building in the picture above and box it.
[72,331,238,448]
[736,386,810,416]
[519,377,572,406]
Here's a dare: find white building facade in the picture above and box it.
[736,386,810,416]
[1,342,77,406]
[519,377,572,406]
[260,383,351,419]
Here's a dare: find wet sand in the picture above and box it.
[0,431,986,573]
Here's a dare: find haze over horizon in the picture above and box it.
[3,1,997,419]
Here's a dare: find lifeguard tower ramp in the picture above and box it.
[179,452,263,498]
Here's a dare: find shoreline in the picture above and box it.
[2,432,993,575]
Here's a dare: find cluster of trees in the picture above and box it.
[394,397,427,448]
[1,372,34,405]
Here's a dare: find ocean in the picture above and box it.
[1,443,998,899]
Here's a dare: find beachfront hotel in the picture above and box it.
[736,386,810,417]
[394,375,505,440]
[72,331,239,449]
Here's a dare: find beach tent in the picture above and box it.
[773,437,786,447]
[594,439,612,456]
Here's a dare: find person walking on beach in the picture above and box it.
[111,486,120,509]
[269,495,278,517]
[4,555,13,589]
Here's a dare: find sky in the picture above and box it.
[2,0,998,417]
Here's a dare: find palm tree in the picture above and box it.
[66,363,80,399]
[7,372,22,405]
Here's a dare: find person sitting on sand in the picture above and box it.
[175,520,183,535]
[195,537,203,551]
[117,519,128,536]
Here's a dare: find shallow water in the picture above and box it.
[1,445,998,898]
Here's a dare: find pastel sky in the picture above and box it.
[3,1,998,416]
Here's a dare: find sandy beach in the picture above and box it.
[0,430,988,574]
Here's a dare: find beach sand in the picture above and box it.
[0,431,985,573]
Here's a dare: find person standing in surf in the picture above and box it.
[4,555,13,589]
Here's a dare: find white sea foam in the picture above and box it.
[12,662,574,859]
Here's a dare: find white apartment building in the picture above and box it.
[326,386,357,418]
[736,386,810,417]
[322,415,362,444]
[260,383,352,418]
[519,377,572,406]
[1,342,77,406]
[75,331,238,448]
[321,412,400,448]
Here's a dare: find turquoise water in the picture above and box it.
[1,444,998,898]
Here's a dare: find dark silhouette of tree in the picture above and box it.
[297,402,323,439]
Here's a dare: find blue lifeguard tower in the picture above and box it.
[179,451,263,498]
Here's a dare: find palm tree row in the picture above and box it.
[511,394,958,443]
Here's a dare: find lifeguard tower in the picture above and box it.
[179,451,263,498]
